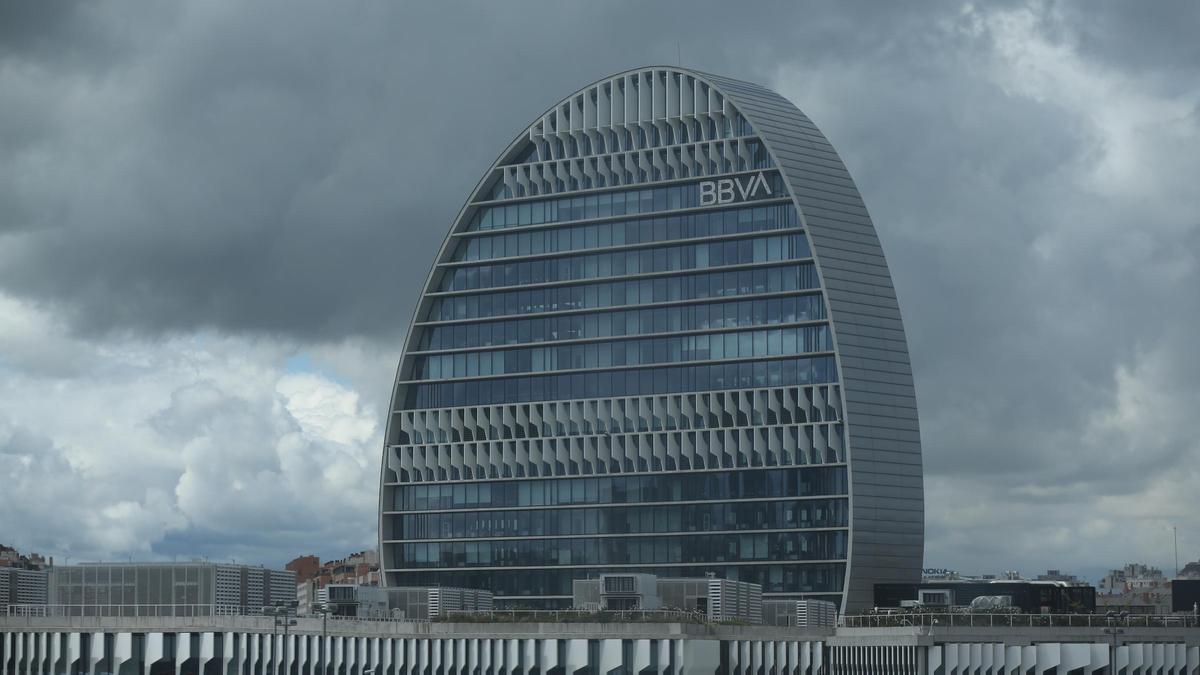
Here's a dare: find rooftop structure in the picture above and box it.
[323,584,492,620]
[762,598,839,628]
[572,574,762,624]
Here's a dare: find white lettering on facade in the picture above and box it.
[698,172,773,206]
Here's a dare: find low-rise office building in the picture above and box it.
[874,579,1096,614]
[1174,579,1200,615]
[46,563,294,616]
[0,568,47,608]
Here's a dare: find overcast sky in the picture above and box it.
[1,0,1198,582]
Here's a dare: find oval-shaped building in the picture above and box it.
[379,67,923,613]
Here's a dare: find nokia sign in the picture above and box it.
[698,172,775,206]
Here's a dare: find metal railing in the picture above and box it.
[4,605,740,626]
[2,605,426,623]
[436,609,750,625]
[841,612,1200,629]
[5,604,252,618]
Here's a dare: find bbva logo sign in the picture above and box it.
[698,172,773,206]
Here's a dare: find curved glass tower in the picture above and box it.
[379,67,922,613]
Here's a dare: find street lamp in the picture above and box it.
[312,602,332,675]
[1103,612,1125,675]
[265,601,299,675]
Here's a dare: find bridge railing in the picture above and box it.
[435,609,724,624]
[841,612,1199,629]
[2,605,425,623]
[5,604,252,618]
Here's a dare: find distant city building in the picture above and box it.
[1098,592,1172,616]
[1097,563,1171,614]
[293,550,382,615]
[1037,569,1081,584]
[0,545,50,571]
[324,550,380,585]
[47,562,294,616]
[285,555,321,585]
[0,568,48,608]
[1099,563,1164,595]
[1178,560,1200,580]
[0,546,50,610]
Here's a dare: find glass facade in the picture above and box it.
[453,201,795,263]
[393,498,850,539]
[413,324,832,380]
[389,467,848,510]
[437,232,809,291]
[383,68,923,612]
[416,293,827,350]
[426,262,822,321]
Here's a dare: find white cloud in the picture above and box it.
[0,293,384,566]
[277,372,377,446]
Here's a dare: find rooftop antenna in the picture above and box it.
[676,42,681,67]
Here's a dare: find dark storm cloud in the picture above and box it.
[794,44,1198,581]
[757,1,1200,577]
[0,1,89,59]
[2,0,1199,578]
[1054,0,1200,84]
[0,0,972,340]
